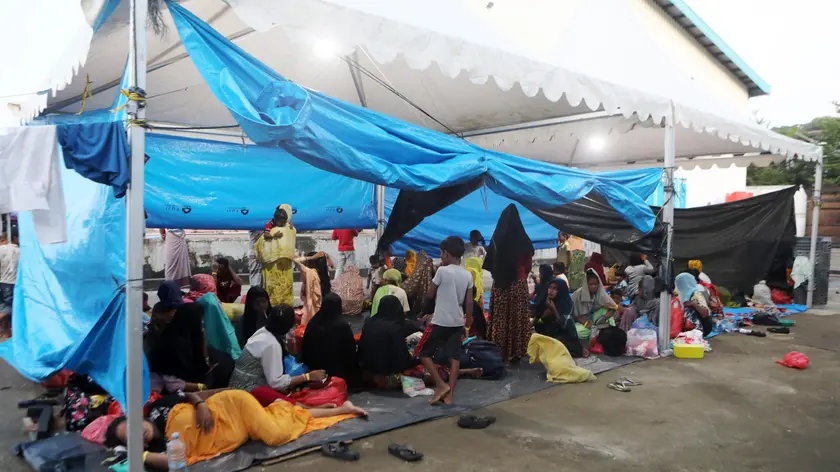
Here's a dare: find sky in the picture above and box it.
[687,0,840,126]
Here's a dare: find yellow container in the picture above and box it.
[674,344,705,359]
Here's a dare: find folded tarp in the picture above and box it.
[165,2,657,233]
[144,133,376,230]
[0,157,150,410]
[534,187,797,290]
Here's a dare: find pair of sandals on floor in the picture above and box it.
[607,376,642,392]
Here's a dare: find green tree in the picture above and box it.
[747,103,840,190]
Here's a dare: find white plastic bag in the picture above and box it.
[625,328,659,359]
[672,329,712,352]
[401,375,433,397]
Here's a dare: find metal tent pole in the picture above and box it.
[126,0,147,470]
[376,185,385,239]
[4,214,9,241]
[807,154,823,307]
[658,102,676,353]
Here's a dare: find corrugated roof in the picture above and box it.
[654,0,771,97]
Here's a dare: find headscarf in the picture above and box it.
[402,251,434,312]
[239,286,271,347]
[631,275,660,323]
[334,265,365,315]
[571,268,617,317]
[688,260,703,273]
[303,293,362,387]
[465,257,484,303]
[358,295,413,376]
[535,278,581,357]
[273,204,293,227]
[675,272,699,305]
[392,257,407,274]
[584,252,607,286]
[305,251,331,296]
[196,293,242,360]
[404,250,417,276]
[483,204,534,288]
[186,274,217,301]
[148,303,208,382]
[382,268,402,285]
[532,263,554,308]
[157,281,184,309]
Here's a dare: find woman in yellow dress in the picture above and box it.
[260,204,296,306]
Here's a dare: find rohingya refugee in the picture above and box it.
[584,252,608,286]
[688,259,712,284]
[465,256,485,309]
[688,268,723,315]
[571,268,618,344]
[402,250,435,316]
[333,264,365,315]
[531,264,554,308]
[552,262,570,287]
[331,228,359,278]
[625,254,656,298]
[296,252,326,325]
[195,291,242,362]
[534,278,582,357]
[302,293,363,388]
[619,275,659,331]
[239,286,271,347]
[464,230,487,261]
[404,249,417,277]
[185,274,217,302]
[358,295,415,389]
[261,204,296,306]
[104,390,366,468]
[305,251,333,298]
[160,228,191,287]
[147,303,234,390]
[485,205,534,364]
[213,257,242,303]
[371,268,410,317]
[230,305,328,404]
[567,237,587,291]
[675,272,714,336]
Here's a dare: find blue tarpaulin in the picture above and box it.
[166,1,658,233]
[0,157,149,409]
[145,133,376,230]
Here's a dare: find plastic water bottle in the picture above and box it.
[167,432,188,471]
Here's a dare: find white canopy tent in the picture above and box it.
[0,1,824,468]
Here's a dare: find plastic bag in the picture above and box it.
[290,376,348,406]
[672,329,711,352]
[81,414,119,445]
[670,296,685,339]
[401,375,433,397]
[589,337,604,355]
[631,314,657,331]
[625,328,659,359]
[283,356,309,377]
[775,351,810,369]
[41,370,72,389]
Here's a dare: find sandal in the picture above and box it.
[608,382,631,392]
[767,327,790,334]
[321,441,360,461]
[457,415,497,429]
[388,444,424,462]
[619,377,642,386]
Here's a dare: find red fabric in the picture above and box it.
[250,386,297,407]
[41,369,72,389]
[589,337,604,354]
[331,229,358,252]
[185,274,217,301]
[354,332,362,343]
[290,377,348,407]
[776,351,809,369]
[699,281,724,315]
[108,391,163,417]
[771,288,792,305]
[264,220,275,232]
[584,262,607,286]
[515,253,533,281]
[82,415,120,445]
[670,296,686,338]
[413,324,434,357]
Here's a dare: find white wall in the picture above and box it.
[676,165,748,207]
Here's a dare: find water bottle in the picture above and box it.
[167,432,188,471]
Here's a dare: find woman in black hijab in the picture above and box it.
[531,263,554,308]
[484,204,534,364]
[357,295,414,389]
[302,292,362,388]
[239,286,271,347]
[535,278,582,357]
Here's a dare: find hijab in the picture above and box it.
[533,264,554,308]
[584,252,607,286]
[536,278,581,357]
[675,272,699,305]
[405,250,417,276]
[186,274,217,301]
[148,303,208,382]
[688,259,703,273]
[392,257,407,274]
[572,268,617,316]
[631,275,660,323]
[196,293,242,360]
[273,204,293,228]
[358,295,413,376]
[157,281,184,309]
[483,205,534,288]
[303,293,362,387]
[240,286,271,347]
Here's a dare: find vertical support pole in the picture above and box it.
[4,214,10,241]
[658,102,676,353]
[126,0,147,470]
[807,154,823,307]
[376,185,385,239]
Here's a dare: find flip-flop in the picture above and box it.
[608,382,631,392]
[619,377,643,386]
[388,444,424,462]
[321,441,360,461]
[767,327,790,334]
[457,415,497,429]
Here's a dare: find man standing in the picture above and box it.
[0,227,20,339]
[331,229,359,278]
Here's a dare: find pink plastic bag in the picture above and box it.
[775,351,810,369]
[81,414,120,445]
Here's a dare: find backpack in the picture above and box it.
[460,340,505,380]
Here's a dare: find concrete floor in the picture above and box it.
[0,311,838,471]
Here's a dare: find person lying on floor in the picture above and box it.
[675,272,715,337]
[571,269,618,347]
[534,278,583,357]
[303,293,364,389]
[103,389,367,468]
[230,304,329,404]
[358,295,417,389]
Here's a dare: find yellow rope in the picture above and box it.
[75,74,93,115]
[111,89,146,114]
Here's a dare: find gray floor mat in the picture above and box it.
[190,355,643,471]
